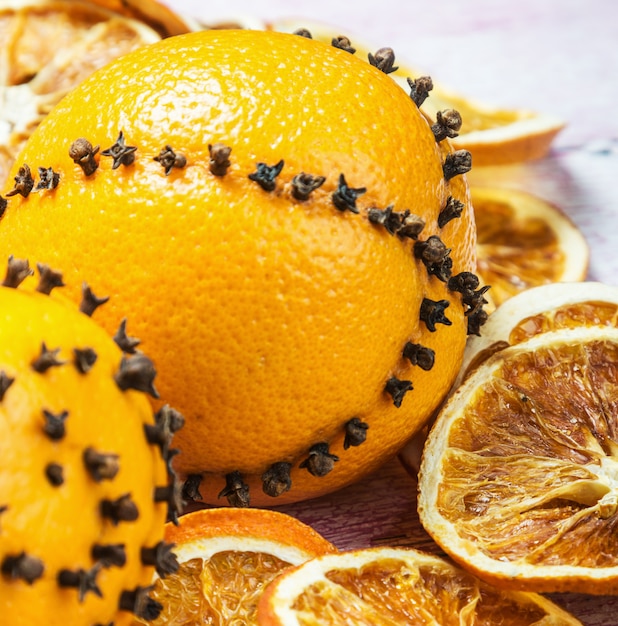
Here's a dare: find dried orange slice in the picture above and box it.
[269,18,565,166]
[256,546,583,625]
[472,187,589,312]
[418,320,618,594]
[0,0,177,187]
[130,507,337,625]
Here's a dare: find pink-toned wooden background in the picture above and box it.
[165,1,618,622]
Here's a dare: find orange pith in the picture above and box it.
[419,321,618,595]
[130,507,337,625]
[256,547,583,625]
[0,28,478,506]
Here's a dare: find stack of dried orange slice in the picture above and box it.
[0,0,191,186]
[418,282,618,594]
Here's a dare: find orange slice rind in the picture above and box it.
[256,546,583,625]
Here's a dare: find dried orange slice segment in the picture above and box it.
[130,507,337,625]
[268,18,565,166]
[472,187,589,312]
[256,546,583,625]
[458,281,618,384]
[418,322,618,594]
[0,0,170,187]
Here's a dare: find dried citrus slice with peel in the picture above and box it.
[418,323,618,594]
[130,507,337,625]
[256,546,583,625]
[458,281,618,384]
[269,18,565,166]
[0,0,175,187]
[472,187,589,311]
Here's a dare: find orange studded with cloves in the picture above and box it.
[0,28,481,507]
[0,258,183,626]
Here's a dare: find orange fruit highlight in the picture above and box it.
[0,258,179,626]
[0,28,479,506]
[418,284,618,594]
[256,546,583,625]
[130,507,337,625]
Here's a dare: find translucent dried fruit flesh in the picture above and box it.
[257,548,582,625]
[419,325,618,594]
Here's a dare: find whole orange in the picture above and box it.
[0,29,478,506]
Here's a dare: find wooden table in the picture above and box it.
[168,1,618,622]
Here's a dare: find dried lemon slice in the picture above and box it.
[418,321,618,594]
[0,0,189,187]
[269,18,565,166]
[257,546,583,625]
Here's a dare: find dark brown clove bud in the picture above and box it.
[448,271,480,294]
[0,371,15,401]
[154,479,185,524]
[6,164,34,198]
[420,298,452,332]
[154,145,187,175]
[35,263,64,294]
[208,142,232,176]
[367,205,407,236]
[402,342,435,371]
[431,109,463,142]
[248,160,284,192]
[261,461,293,498]
[407,76,433,108]
[414,235,453,282]
[79,283,110,316]
[343,417,369,449]
[368,47,398,74]
[35,166,60,191]
[2,255,33,288]
[69,138,99,176]
[182,474,203,502]
[57,566,103,601]
[332,173,366,214]
[299,443,339,477]
[114,353,159,398]
[438,196,465,228]
[83,447,120,482]
[73,347,98,374]
[101,131,137,169]
[291,172,326,201]
[118,587,162,621]
[331,35,356,54]
[101,493,139,525]
[293,28,312,38]
[2,552,44,584]
[113,318,141,354]
[397,212,426,240]
[92,543,127,568]
[42,409,68,440]
[0,196,6,218]
[141,541,179,578]
[467,307,489,336]
[145,404,185,469]
[32,343,65,373]
[443,150,472,181]
[45,462,64,486]
[384,376,413,408]
[218,470,250,507]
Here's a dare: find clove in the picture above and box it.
[384,376,413,408]
[101,131,137,169]
[299,443,339,477]
[261,461,292,497]
[218,470,250,507]
[69,138,99,176]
